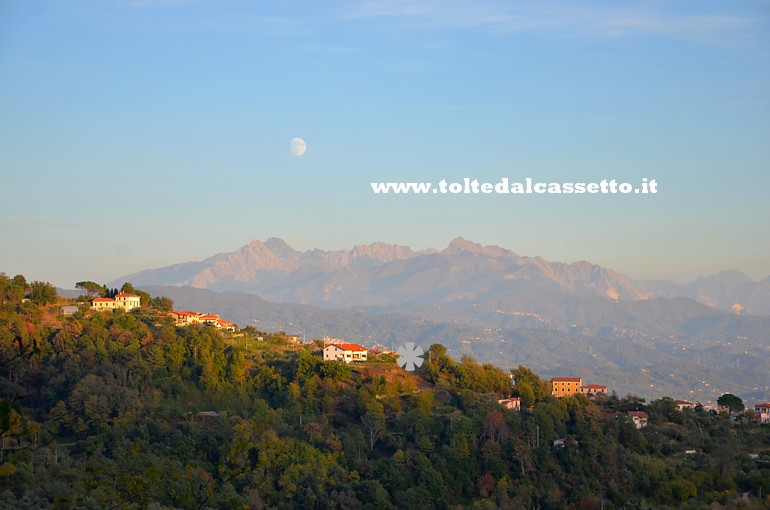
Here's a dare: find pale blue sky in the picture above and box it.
[1,0,769,288]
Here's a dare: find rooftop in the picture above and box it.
[327,342,367,352]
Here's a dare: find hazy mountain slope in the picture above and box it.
[642,271,770,315]
[142,285,770,402]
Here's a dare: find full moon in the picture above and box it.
[290,137,307,157]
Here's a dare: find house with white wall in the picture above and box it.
[323,343,368,363]
[91,292,141,312]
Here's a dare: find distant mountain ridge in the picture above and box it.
[641,270,770,315]
[116,237,770,315]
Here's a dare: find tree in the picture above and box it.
[120,282,151,306]
[717,393,744,414]
[320,360,351,380]
[361,400,386,450]
[0,274,26,305]
[296,349,321,380]
[150,296,174,312]
[511,365,550,407]
[11,275,27,289]
[28,281,57,305]
[75,281,107,299]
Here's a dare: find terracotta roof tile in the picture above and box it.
[327,343,366,352]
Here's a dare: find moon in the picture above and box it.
[290,137,307,157]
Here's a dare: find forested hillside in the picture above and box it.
[1,274,769,509]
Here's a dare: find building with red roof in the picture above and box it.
[169,311,202,326]
[754,402,770,424]
[91,292,141,312]
[580,384,608,397]
[550,377,583,397]
[323,342,368,363]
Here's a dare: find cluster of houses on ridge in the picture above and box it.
[498,376,770,428]
[168,310,237,331]
[610,402,770,429]
[498,376,608,412]
[87,292,237,331]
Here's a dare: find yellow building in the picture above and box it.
[114,292,141,310]
[550,377,583,397]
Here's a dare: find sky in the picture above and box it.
[1,0,769,289]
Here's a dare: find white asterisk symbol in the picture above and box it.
[396,342,424,371]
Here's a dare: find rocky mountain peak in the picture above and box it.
[443,237,517,258]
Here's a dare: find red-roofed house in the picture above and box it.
[551,377,583,398]
[198,314,221,325]
[170,311,202,326]
[580,384,608,397]
[91,292,141,312]
[755,403,770,424]
[91,297,117,311]
[323,343,368,363]
[215,319,236,332]
[115,292,141,310]
[627,411,649,429]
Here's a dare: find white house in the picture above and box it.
[91,292,141,312]
[754,403,770,424]
[115,292,141,310]
[323,343,368,363]
[627,411,649,429]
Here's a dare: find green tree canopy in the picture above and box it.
[511,365,550,407]
[320,360,351,380]
[29,280,57,305]
[75,281,107,298]
[150,295,174,312]
[0,273,27,305]
[717,393,744,414]
[120,282,151,306]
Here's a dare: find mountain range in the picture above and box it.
[116,237,770,315]
[114,238,770,402]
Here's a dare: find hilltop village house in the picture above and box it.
[580,384,609,397]
[91,292,141,312]
[323,343,368,363]
[673,400,695,411]
[498,397,522,411]
[169,310,236,331]
[550,377,608,398]
[627,411,649,429]
[755,403,770,424]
